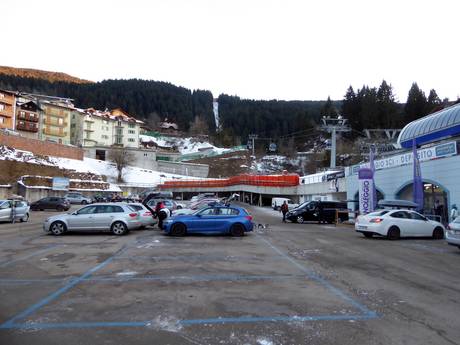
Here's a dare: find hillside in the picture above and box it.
[0,66,92,84]
[0,66,326,139]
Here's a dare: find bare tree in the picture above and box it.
[108,148,135,183]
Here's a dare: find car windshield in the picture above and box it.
[454,217,460,223]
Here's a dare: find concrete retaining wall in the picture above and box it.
[156,161,209,178]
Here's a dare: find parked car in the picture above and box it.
[126,203,156,228]
[271,197,299,211]
[146,199,179,212]
[286,200,348,224]
[355,209,445,240]
[64,192,92,205]
[446,216,460,249]
[43,203,142,236]
[162,205,253,236]
[0,199,30,223]
[30,197,70,211]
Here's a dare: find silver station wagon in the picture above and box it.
[43,203,141,236]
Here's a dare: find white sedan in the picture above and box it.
[355,209,445,240]
[446,217,460,250]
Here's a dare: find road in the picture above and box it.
[0,204,459,345]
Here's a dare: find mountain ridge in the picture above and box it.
[0,66,92,84]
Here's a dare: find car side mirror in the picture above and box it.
[72,211,78,215]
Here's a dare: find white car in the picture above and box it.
[355,209,445,240]
[126,203,156,228]
[446,217,460,250]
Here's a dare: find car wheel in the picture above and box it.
[177,205,182,209]
[81,200,87,205]
[40,209,44,211]
[387,226,400,240]
[111,221,128,236]
[50,221,66,236]
[296,216,304,224]
[432,227,444,240]
[363,232,373,238]
[139,225,146,230]
[230,223,245,237]
[56,205,64,212]
[20,213,29,223]
[170,223,187,236]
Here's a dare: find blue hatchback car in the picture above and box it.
[162,205,253,236]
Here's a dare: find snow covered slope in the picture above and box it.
[1,145,197,186]
[140,134,229,155]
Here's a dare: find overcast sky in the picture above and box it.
[2,0,459,101]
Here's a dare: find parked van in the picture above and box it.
[285,200,349,223]
[271,198,298,210]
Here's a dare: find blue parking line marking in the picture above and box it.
[88,273,305,283]
[1,313,376,330]
[257,235,377,317]
[179,313,377,325]
[0,254,116,329]
[0,274,304,285]
[0,245,59,268]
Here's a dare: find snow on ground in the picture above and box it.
[1,145,199,186]
[140,134,229,155]
[251,155,300,174]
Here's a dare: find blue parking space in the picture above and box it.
[0,233,378,331]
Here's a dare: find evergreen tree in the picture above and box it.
[405,82,427,122]
[376,80,399,127]
[320,96,337,117]
[426,89,442,114]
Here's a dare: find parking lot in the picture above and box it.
[0,204,459,345]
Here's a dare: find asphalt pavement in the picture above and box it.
[0,204,459,345]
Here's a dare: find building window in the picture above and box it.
[128,129,135,134]
[101,135,109,139]
[116,137,122,144]
[58,118,64,125]
[0,117,4,124]
[0,104,5,111]
[129,124,135,128]
[128,138,135,142]
[86,132,91,139]
[70,123,76,128]
[0,93,4,99]
[103,120,108,124]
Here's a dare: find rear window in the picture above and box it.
[129,205,143,211]
[368,210,389,216]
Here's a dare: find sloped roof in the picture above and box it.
[398,103,460,148]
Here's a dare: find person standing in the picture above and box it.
[451,204,458,222]
[434,200,444,223]
[155,201,166,229]
[280,201,289,222]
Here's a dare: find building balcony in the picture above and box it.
[84,128,95,132]
[44,118,68,127]
[17,113,39,122]
[43,127,67,137]
[16,122,39,133]
[0,108,14,117]
[84,118,95,123]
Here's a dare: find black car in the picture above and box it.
[30,197,71,211]
[286,200,349,224]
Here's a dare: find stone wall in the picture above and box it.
[0,132,83,160]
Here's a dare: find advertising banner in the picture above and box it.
[349,141,457,175]
[52,177,69,191]
[358,168,374,214]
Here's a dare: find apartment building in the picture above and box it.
[15,100,41,139]
[0,89,16,130]
[110,108,142,148]
[71,108,113,147]
[40,102,72,145]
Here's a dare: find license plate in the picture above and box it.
[357,225,367,230]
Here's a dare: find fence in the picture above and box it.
[159,174,300,189]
